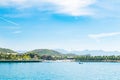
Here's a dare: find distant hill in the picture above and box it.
[1,47,120,56]
[70,50,120,56]
[26,49,63,56]
[0,48,17,53]
[55,49,120,56]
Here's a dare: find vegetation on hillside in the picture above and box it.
[26,49,62,56]
[26,49,68,60]
[75,55,120,62]
[1,48,120,62]
[0,48,16,53]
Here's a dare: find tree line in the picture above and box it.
[1,52,120,62]
[75,55,120,62]
[0,53,67,60]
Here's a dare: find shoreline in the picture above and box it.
[0,60,42,63]
[0,60,120,63]
[43,60,75,63]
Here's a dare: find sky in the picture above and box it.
[0,0,120,51]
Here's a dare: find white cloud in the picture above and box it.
[88,32,120,41]
[43,0,96,16]
[0,0,120,17]
[0,0,96,16]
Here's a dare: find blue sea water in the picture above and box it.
[0,62,120,80]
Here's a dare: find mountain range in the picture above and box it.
[0,48,120,56]
[55,49,120,56]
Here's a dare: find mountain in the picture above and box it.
[71,50,120,56]
[55,49,120,56]
[1,47,120,56]
[26,49,63,56]
[0,48,17,54]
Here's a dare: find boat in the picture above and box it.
[79,62,83,64]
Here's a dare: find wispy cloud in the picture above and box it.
[12,30,22,34]
[0,0,120,17]
[6,26,21,30]
[0,16,21,34]
[0,17,19,26]
[88,32,120,41]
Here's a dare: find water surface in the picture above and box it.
[0,62,120,80]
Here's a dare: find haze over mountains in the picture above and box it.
[55,49,120,56]
[16,49,120,56]
[1,47,120,56]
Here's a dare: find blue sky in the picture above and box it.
[0,0,120,51]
